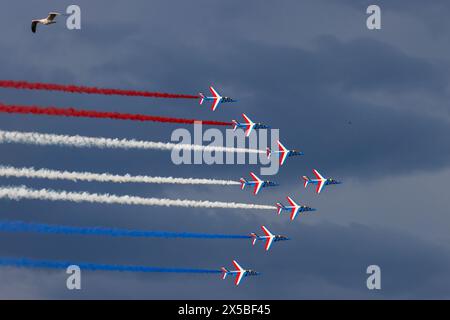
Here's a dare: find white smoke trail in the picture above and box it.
[0,185,275,210]
[0,165,240,186]
[0,129,264,154]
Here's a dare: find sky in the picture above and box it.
[0,0,449,299]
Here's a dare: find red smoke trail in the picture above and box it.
[0,103,231,126]
[0,80,199,99]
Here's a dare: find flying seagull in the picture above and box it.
[31,12,60,33]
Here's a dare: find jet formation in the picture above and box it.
[21,3,344,286]
[197,85,342,285]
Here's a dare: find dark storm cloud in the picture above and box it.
[3,1,449,168]
[342,0,450,28]
[86,33,450,178]
[1,219,449,299]
[0,0,450,299]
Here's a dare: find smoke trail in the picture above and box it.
[0,220,250,239]
[0,103,230,126]
[0,129,264,154]
[0,165,240,186]
[0,80,199,99]
[0,185,275,210]
[0,257,220,274]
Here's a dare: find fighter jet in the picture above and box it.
[232,113,270,137]
[250,226,290,251]
[276,196,316,221]
[221,260,259,286]
[31,12,60,33]
[267,140,304,166]
[199,86,236,111]
[302,169,341,194]
[240,172,279,195]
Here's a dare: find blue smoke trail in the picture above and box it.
[0,220,250,240]
[0,257,221,274]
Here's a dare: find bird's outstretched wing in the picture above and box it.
[31,20,39,33]
[47,12,60,21]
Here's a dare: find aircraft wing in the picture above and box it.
[249,172,261,183]
[209,87,221,111]
[242,113,253,125]
[313,169,325,180]
[313,170,326,194]
[264,237,274,251]
[250,172,263,195]
[279,152,288,166]
[211,98,221,111]
[233,260,244,271]
[261,226,274,250]
[241,114,254,137]
[253,182,263,195]
[316,180,326,194]
[286,196,297,207]
[232,260,245,286]
[277,141,289,165]
[209,86,220,98]
[286,197,299,220]
[261,226,272,237]
[290,208,300,220]
[245,125,253,137]
[235,271,245,286]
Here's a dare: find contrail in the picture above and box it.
[0,257,221,274]
[0,80,199,99]
[0,185,275,210]
[0,103,231,126]
[0,129,265,154]
[0,165,240,186]
[0,220,250,239]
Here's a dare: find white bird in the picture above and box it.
[31,12,60,33]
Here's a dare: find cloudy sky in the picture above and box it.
[0,0,449,299]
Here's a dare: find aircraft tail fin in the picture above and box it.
[250,233,257,246]
[276,202,284,215]
[221,267,229,280]
[199,93,204,105]
[240,178,247,190]
[302,176,310,188]
[232,120,238,131]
